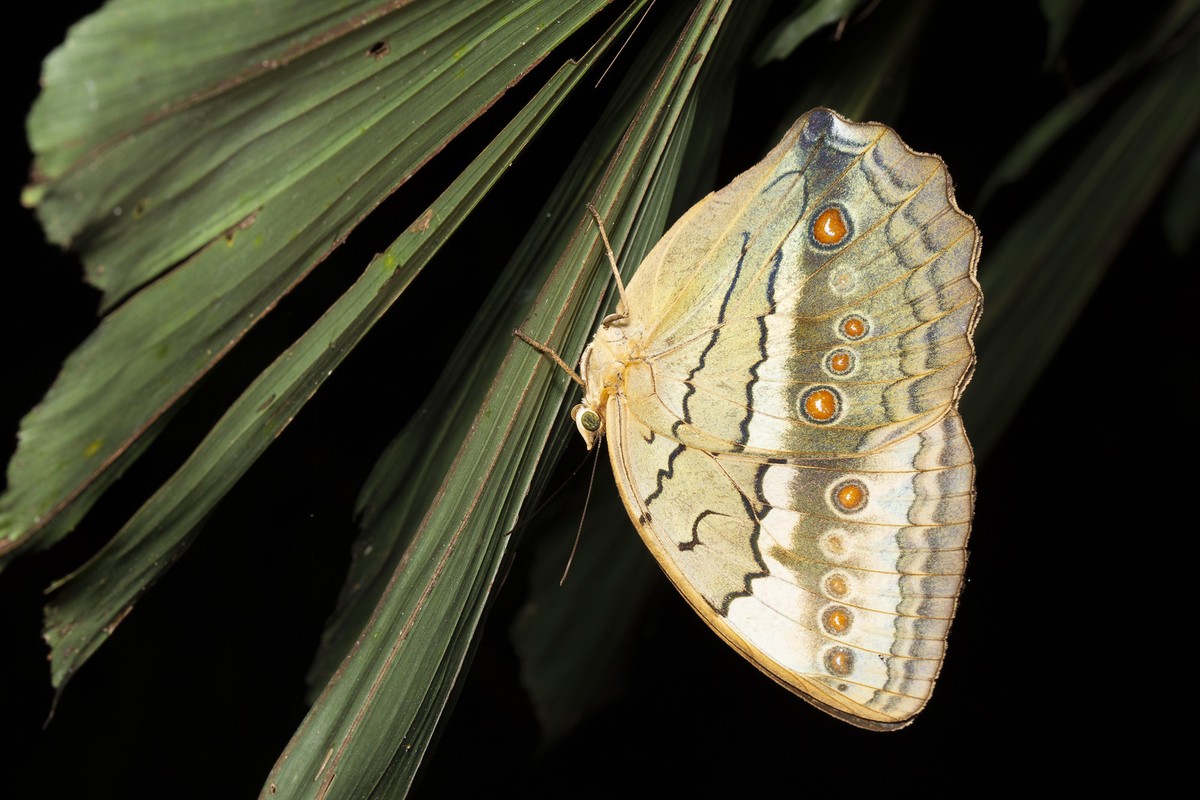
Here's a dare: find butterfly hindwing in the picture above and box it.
[608,390,973,728]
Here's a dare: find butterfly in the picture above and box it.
[524,108,980,730]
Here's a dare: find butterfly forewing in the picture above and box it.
[618,110,979,459]
[577,108,981,729]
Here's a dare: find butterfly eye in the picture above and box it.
[578,408,601,432]
[570,405,604,451]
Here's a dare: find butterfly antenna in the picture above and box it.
[502,445,594,542]
[594,0,655,88]
[586,203,629,314]
[559,440,603,586]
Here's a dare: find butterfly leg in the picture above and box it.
[512,329,587,388]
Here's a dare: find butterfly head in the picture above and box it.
[571,403,603,450]
[571,341,612,450]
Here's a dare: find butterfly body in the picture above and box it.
[570,109,980,730]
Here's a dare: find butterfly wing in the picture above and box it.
[597,109,980,728]
[617,108,980,460]
[606,397,973,728]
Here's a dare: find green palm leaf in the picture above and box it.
[7,1,1197,796]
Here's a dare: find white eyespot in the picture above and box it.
[828,264,859,295]
[819,529,851,561]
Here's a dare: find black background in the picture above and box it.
[6,2,1189,796]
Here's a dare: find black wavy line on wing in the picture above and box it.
[714,464,769,615]
[672,231,752,439]
[679,509,722,552]
[643,442,684,507]
[737,246,784,449]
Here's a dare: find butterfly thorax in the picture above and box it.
[571,312,646,450]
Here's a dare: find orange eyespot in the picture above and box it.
[827,349,854,375]
[832,480,868,513]
[824,573,850,598]
[800,386,842,424]
[824,646,855,676]
[823,606,852,635]
[840,315,868,340]
[813,207,849,246]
